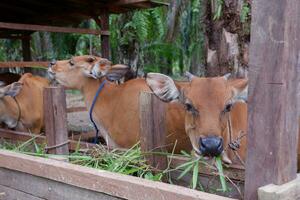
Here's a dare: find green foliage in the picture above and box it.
[0,1,206,76]
[240,2,250,23]
[213,0,224,20]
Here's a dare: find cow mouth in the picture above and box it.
[193,148,232,165]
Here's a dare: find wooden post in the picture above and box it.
[43,86,69,155]
[244,1,300,200]
[21,34,31,73]
[99,12,110,59]
[139,92,167,170]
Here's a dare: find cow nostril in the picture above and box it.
[49,59,56,68]
[199,136,223,157]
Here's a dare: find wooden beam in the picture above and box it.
[66,106,87,113]
[97,13,110,59]
[0,22,109,35]
[0,150,234,200]
[44,86,69,155]
[244,0,300,200]
[0,128,96,151]
[139,92,167,170]
[21,34,32,73]
[0,61,48,68]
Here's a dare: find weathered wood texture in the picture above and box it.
[97,13,110,59]
[0,150,234,200]
[139,92,167,170]
[258,174,300,200]
[244,1,300,200]
[0,61,48,68]
[43,87,69,154]
[0,22,109,35]
[0,184,43,200]
[0,168,119,200]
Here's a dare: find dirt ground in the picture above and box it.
[66,92,94,133]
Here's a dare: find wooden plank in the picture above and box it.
[0,150,234,200]
[139,92,167,170]
[0,128,96,151]
[0,22,109,35]
[43,87,69,154]
[0,168,119,200]
[66,106,87,113]
[244,1,300,200]
[258,174,300,200]
[0,61,48,68]
[0,184,43,200]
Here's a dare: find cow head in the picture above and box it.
[146,72,248,162]
[48,55,130,89]
[0,82,23,128]
[48,55,111,88]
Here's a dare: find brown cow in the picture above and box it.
[48,55,250,165]
[0,73,49,133]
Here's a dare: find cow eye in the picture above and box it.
[224,103,233,112]
[185,103,198,115]
[69,60,75,66]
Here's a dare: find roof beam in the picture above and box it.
[0,22,109,35]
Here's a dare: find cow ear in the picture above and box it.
[106,64,130,82]
[229,79,248,103]
[91,58,112,78]
[146,73,180,102]
[0,82,23,98]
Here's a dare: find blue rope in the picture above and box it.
[89,79,107,143]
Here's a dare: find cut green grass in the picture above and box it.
[0,138,230,192]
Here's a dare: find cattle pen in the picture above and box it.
[0,1,300,200]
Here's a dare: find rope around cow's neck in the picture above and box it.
[89,79,107,144]
[11,96,21,129]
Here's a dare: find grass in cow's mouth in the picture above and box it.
[0,138,229,192]
[173,150,229,192]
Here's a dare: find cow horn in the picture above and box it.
[223,73,232,80]
[185,71,194,81]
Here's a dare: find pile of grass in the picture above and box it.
[0,137,229,191]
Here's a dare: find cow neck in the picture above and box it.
[81,77,109,107]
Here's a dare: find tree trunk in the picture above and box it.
[204,0,251,77]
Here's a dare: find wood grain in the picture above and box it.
[97,13,110,59]
[0,150,234,200]
[140,92,167,170]
[43,87,69,154]
[0,168,119,200]
[244,0,300,199]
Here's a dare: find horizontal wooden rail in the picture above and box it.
[0,22,109,35]
[0,150,233,200]
[0,61,49,68]
[0,128,96,151]
[67,106,87,113]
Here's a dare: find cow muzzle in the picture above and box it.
[199,136,223,157]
